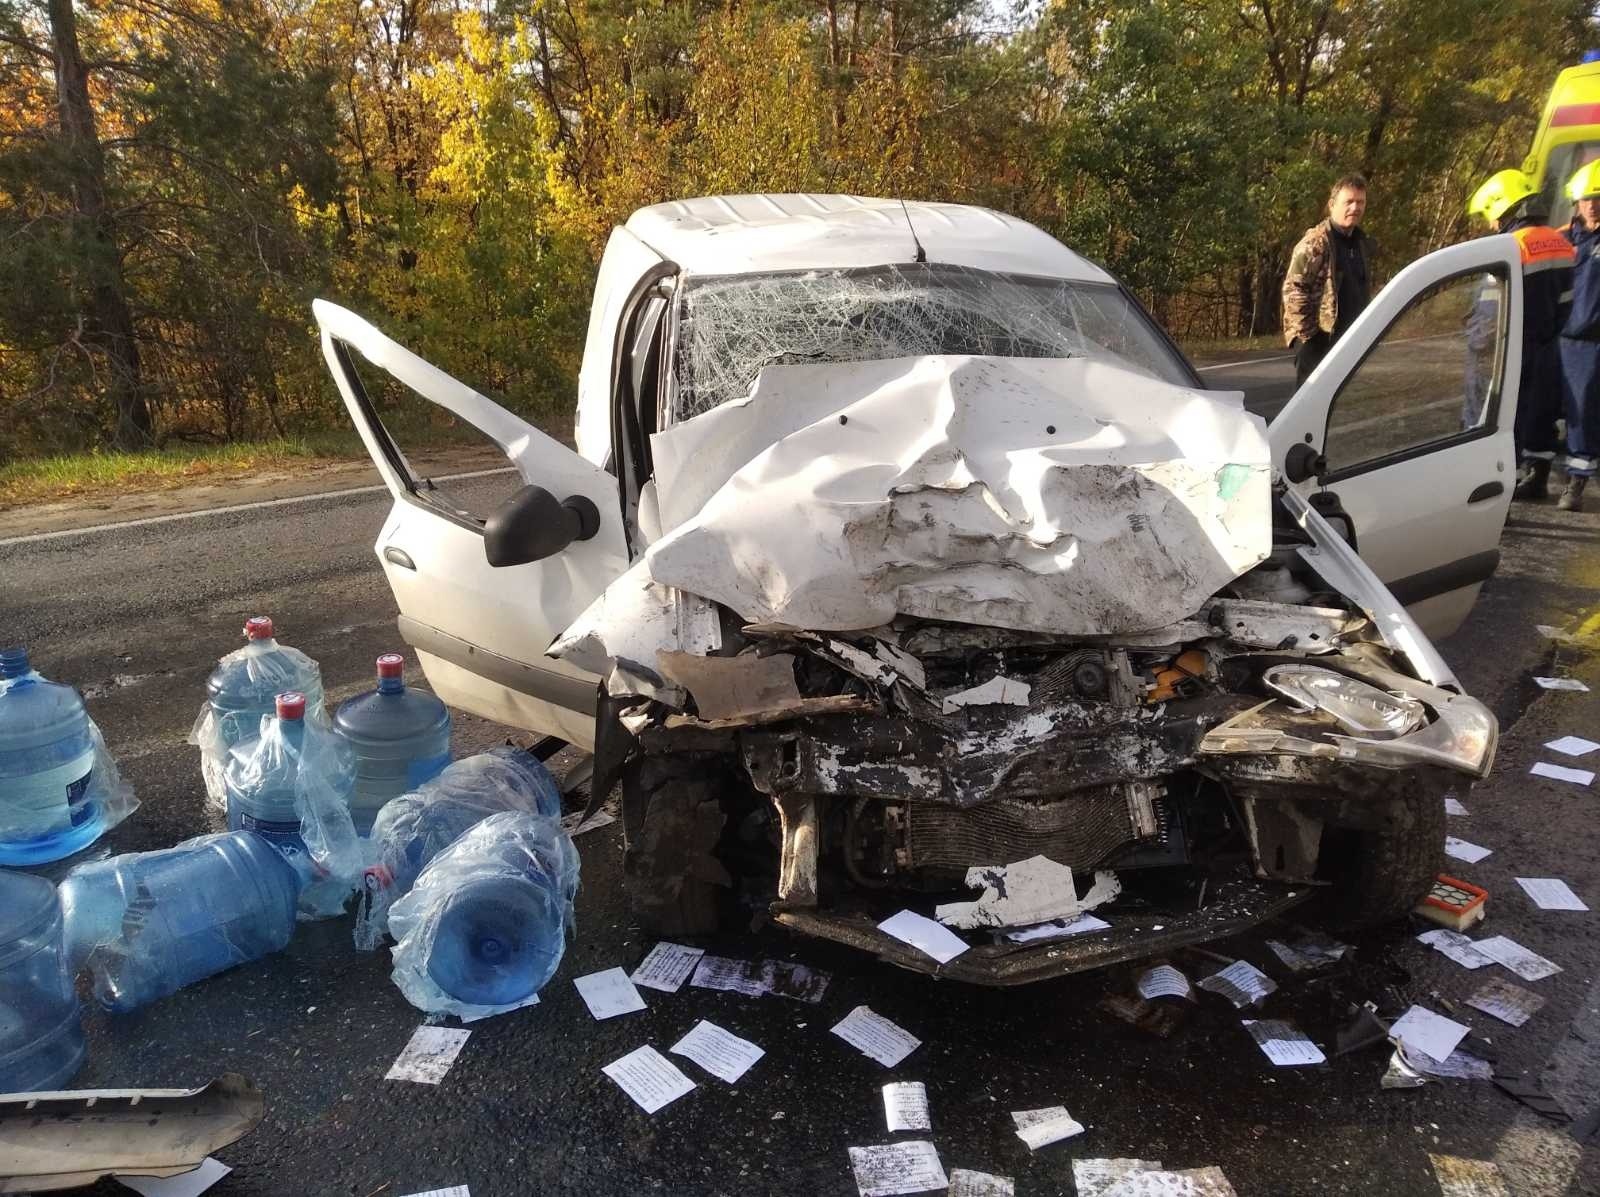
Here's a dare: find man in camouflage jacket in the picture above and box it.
[1282,175,1377,385]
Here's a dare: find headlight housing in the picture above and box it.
[1263,664,1427,739]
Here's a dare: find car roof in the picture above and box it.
[624,194,1115,282]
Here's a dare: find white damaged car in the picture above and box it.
[315,195,1522,983]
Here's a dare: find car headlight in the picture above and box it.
[1331,693,1497,778]
[1263,664,1427,739]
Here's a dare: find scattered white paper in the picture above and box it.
[688,955,830,1002]
[632,942,706,992]
[1073,1160,1167,1197]
[1445,796,1469,816]
[1444,836,1493,864]
[1474,934,1562,981]
[878,909,971,964]
[1410,1047,1493,1082]
[831,1006,921,1068]
[1515,876,1589,911]
[1136,964,1194,1001]
[1536,624,1570,641]
[120,1158,231,1197]
[1534,676,1589,691]
[847,1141,948,1197]
[941,674,1031,712]
[1197,960,1277,1008]
[1011,1105,1085,1150]
[1003,913,1110,942]
[385,1026,471,1085]
[574,967,648,1019]
[947,1168,1015,1197]
[881,1080,931,1132]
[668,1019,763,1084]
[935,855,1120,929]
[1430,1154,1512,1197]
[1466,975,1546,1026]
[400,1189,470,1197]
[1545,734,1600,757]
[1101,1168,1238,1197]
[1417,928,1494,969]
[1530,761,1595,785]
[601,1044,696,1113]
[1243,1019,1325,1066]
[1390,1005,1470,1064]
[562,808,617,836]
[1265,931,1349,973]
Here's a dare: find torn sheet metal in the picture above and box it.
[547,558,720,679]
[0,1074,263,1194]
[646,355,1271,635]
[934,855,1121,929]
[655,651,801,722]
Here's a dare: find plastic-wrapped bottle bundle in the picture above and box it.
[0,870,85,1092]
[0,646,137,866]
[354,747,562,950]
[192,617,326,812]
[334,654,451,836]
[57,831,304,1012]
[388,811,579,1020]
[224,692,363,920]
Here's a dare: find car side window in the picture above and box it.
[1322,269,1506,478]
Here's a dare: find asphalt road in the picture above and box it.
[1195,349,1301,420]
[3,376,1600,1196]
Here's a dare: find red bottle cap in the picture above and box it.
[376,653,405,680]
[275,691,306,720]
[244,616,275,641]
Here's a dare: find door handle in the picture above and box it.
[1467,481,1504,503]
[384,546,417,570]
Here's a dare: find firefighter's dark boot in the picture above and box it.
[1557,475,1588,512]
[1513,458,1551,501]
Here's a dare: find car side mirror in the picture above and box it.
[483,485,601,567]
[1282,441,1327,484]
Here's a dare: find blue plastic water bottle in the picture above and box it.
[0,869,86,1091]
[206,616,325,755]
[334,654,451,835]
[56,831,302,1012]
[0,646,104,866]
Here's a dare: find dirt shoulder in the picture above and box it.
[0,444,509,540]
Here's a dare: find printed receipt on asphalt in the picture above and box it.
[831,1006,921,1067]
[1390,1005,1470,1064]
[669,1019,764,1084]
[1514,877,1589,911]
[881,1081,931,1132]
[1136,964,1194,1001]
[877,909,970,963]
[573,967,648,1019]
[847,1141,948,1197]
[947,1168,1015,1197]
[1472,935,1562,981]
[1529,761,1595,786]
[602,1044,695,1113]
[1544,734,1600,757]
[1011,1106,1086,1150]
[1243,1019,1326,1067]
[400,1189,471,1197]
[1197,960,1276,1007]
[1072,1160,1165,1197]
[120,1158,232,1197]
[385,1026,471,1084]
[1444,836,1493,863]
[632,942,706,992]
[1417,929,1493,969]
[1466,976,1546,1026]
[1533,676,1589,691]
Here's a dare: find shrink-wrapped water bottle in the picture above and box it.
[334,654,451,835]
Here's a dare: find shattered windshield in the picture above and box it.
[669,262,1192,422]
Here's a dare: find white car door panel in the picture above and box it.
[314,300,628,746]
[1269,235,1524,640]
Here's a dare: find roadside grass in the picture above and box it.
[1180,333,1285,360]
[0,433,366,508]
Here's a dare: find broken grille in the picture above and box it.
[903,789,1135,872]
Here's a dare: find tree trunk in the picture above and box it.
[46,0,150,449]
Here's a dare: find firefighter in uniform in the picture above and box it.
[1466,169,1576,500]
[1560,160,1600,511]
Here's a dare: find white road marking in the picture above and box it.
[1195,352,1296,372]
[0,466,517,548]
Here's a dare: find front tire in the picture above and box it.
[622,755,732,936]
[1313,786,1446,929]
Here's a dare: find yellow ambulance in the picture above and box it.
[1525,50,1600,220]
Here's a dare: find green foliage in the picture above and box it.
[0,0,1593,460]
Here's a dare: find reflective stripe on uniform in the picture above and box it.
[1515,226,1578,272]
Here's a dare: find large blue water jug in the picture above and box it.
[225,692,358,919]
[199,617,325,807]
[56,831,302,1013]
[0,869,86,1091]
[0,647,105,867]
[388,811,578,1015]
[334,654,451,835]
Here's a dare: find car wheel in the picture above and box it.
[622,754,733,936]
[1312,784,1446,930]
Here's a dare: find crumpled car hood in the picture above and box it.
[640,354,1271,636]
